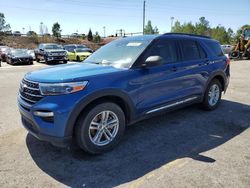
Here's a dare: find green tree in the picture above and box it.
[171,17,237,44]
[195,17,210,35]
[144,20,159,34]
[87,29,93,41]
[211,25,231,44]
[93,32,101,43]
[0,13,11,33]
[154,26,159,34]
[172,22,195,34]
[227,28,234,43]
[52,22,61,38]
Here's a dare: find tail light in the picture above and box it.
[226,58,230,65]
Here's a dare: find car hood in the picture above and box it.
[44,49,66,53]
[13,55,32,58]
[25,63,124,83]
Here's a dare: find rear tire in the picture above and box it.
[202,79,222,111]
[75,102,126,154]
[76,56,80,62]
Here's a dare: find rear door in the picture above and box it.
[177,39,210,97]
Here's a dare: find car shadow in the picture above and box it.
[26,99,250,187]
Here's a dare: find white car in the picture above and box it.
[221,45,234,54]
[27,50,35,60]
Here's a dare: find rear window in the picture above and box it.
[205,41,224,57]
[180,40,201,61]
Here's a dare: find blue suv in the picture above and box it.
[18,33,230,154]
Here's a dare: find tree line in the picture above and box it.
[144,17,249,45]
[0,13,101,43]
[171,17,235,44]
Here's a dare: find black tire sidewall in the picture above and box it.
[203,79,222,110]
[76,56,80,62]
[76,102,126,154]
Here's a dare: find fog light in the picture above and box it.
[34,111,54,117]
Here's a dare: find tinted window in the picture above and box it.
[145,39,178,64]
[205,41,224,57]
[180,40,200,61]
[197,43,207,59]
[38,44,44,49]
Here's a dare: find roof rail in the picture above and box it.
[163,32,211,39]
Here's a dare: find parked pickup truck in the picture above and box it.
[34,43,68,64]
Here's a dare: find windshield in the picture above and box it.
[44,44,63,49]
[75,48,90,52]
[76,45,87,48]
[84,38,152,68]
[243,29,250,39]
[12,49,29,56]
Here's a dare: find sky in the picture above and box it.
[0,0,249,36]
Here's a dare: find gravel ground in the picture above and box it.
[0,60,249,188]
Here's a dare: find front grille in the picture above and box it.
[18,58,31,62]
[19,79,43,104]
[50,52,65,56]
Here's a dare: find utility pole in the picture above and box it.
[103,26,106,38]
[170,17,174,32]
[143,0,146,35]
[40,22,44,36]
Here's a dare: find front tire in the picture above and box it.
[35,56,40,62]
[202,79,222,111]
[75,102,126,154]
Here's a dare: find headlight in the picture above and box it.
[39,81,88,96]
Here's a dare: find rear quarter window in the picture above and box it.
[205,41,224,57]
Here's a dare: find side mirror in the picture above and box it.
[142,56,163,67]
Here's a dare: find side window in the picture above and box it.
[38,44,43,50]
[180,40,200,61]
[145,39,178,64]
[206,41,224,57]
[197,43,207,59]
[65,46,70,51]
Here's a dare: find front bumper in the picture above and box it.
[12,58,33,64]
[17,92,81,147]
[21,115,71,147]
[80,56,89,61]
[45,56,67,62]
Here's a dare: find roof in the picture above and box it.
[40,43,60,45]
[119,35,159,42]
[163,33,211,39]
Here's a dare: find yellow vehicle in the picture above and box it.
[67,48,92,61]
[230,26,250,59]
